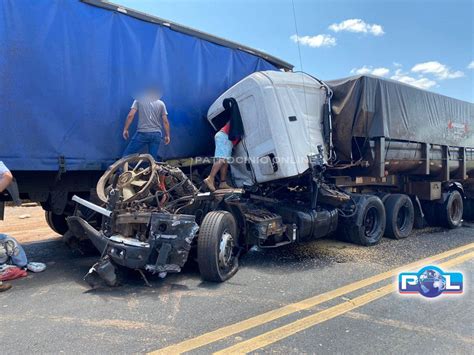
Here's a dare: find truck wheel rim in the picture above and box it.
[364,207,378,236]
[218,230,235,269]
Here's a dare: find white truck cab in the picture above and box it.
[207,71,328,186]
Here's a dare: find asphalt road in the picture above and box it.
[1,223,473,354]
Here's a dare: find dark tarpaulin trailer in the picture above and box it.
[327,75,474,162]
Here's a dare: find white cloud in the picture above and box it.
[351,66,371,75]
[329,19,385,36]
[371,67,390,77]
[350,61,463,90]
[390,69,437,89]
[351,66,390,77]
[468,61,474,69]
[290,34,336,48]
[411,61,464,80]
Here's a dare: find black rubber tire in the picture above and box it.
[342,195,386,246]
[45,211,69,235]
[384,194,414,239]
[440,190,463,229]
[197,211,239,282]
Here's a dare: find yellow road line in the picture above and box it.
[344,311,474,345]
[151,242,474,355]
[215,251,474,354]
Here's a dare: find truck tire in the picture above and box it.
[440,190,463,229]
[384,194,414,239]
[197,211,239,282]
[45,211,69,235]
[342,195,386,246]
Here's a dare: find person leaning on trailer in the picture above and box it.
[0,161,13,292]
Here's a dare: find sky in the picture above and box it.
[114,0,473,102]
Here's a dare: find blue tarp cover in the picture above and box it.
[0,0,278,170]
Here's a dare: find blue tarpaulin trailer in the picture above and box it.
[0,0,292,171]
[0,0,292,224]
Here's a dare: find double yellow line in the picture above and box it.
[151,243,473,354]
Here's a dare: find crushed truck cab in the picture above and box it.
[208,71,330,185]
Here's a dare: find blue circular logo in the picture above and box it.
[418,269,446,298]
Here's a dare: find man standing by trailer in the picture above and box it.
[122,89,171,160]
[0,161,13,292]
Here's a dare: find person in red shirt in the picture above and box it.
[204,122,239,191]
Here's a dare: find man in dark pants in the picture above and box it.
[0,161,13,292]
[122,90,171,160]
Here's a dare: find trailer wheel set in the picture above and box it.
[339,189,465,246]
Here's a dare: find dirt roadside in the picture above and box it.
[0,205,60,243]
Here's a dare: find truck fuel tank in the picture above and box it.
[273,204,338,243]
